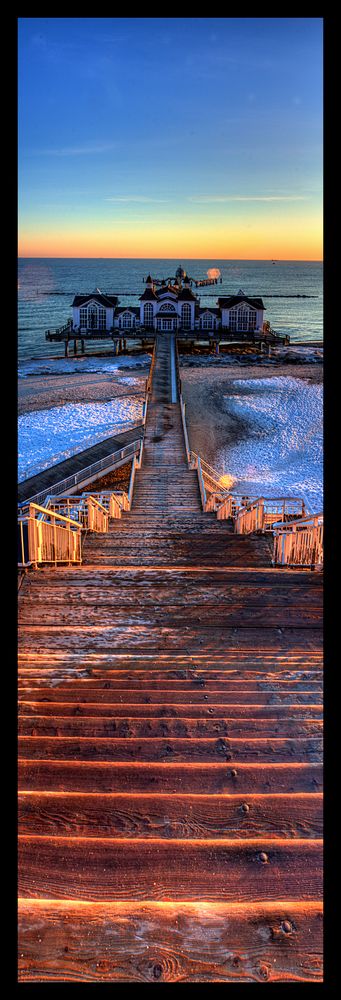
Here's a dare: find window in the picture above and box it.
[79,303,106,330]
[201,312,213,329]
[98,307,106,330]
[230,305,256,332]
[88,305,98,329]
[181,303,191,329]
[122,312,133,329]
[144,303,153,327]
[79,307,87,328]
[159,302,176,312]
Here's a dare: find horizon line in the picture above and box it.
[18,255,323,262]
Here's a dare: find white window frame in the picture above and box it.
[159,302,176,313]
[144,303,154,327]
[181,303,191,329]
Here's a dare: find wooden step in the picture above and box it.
[18,669,323,685]
[18,715,323,739]
[18,899,323,982]
[18,687,322,705]
[18,626,323,654]
[18,604,323,628]
[18,792,323,840]
[18,676,323,691]
[18,836,323,902]
[18,702,323,718]
[18,735,323,763]
[19,760,323,794]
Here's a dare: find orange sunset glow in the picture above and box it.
[19,215,322,260]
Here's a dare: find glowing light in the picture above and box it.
[219,474,235,490]
[207,268,221,279]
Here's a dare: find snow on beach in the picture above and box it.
[180,344,323,369]
[18,353,151,379]
[216,376,323,513]
[18,397,143,483]
[17,350,323,512]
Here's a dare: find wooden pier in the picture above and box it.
[18,333,323,982]
[45,324,288,356]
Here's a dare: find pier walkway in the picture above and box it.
[18,333,323,982]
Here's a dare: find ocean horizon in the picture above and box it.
[18,258,323,361]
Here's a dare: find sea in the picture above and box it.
[18,258,323,362]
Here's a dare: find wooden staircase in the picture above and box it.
[18,333,323,982]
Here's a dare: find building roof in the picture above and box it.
[156,284,178,297]
[177,287,197,301]
[217,296,265,310]
[116,306,140,315]
[199,307,220,316]
[145,274,153,284]
[72,293,118,308]
[139,288,157,301]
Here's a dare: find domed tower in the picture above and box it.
[175,265,186,286]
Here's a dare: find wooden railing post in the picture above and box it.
[257,498,265,531]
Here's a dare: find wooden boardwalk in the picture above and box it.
[18,334,323,982]
[18,425,143,505]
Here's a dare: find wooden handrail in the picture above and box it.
[86,496,108,514]
[273,515,323,567]
[19,510,82,566]
[146,343,156,394]
[28,503,80,528]
[180,395,191,466]
[273,512,323,530]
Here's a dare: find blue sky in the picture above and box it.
[18,17,323,258]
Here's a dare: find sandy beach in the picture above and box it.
[180,362,323,463]
[18,360,322,418]
[18,370,148,416]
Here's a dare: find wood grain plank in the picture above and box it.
[18,715,323,739]
[18,650,323,669]
[18,899,323,982]
[18,671,323,685]
[18,760,323,794]
[17,671,323,688]
[19,701,323,718]
[18,792,323,840]
[18,626,324,654]
[18,735,323,763]
[20,565,323,582]
[19,605,323,628]
[19,583,323,608]
[17,687,322,704]
[18,836,323,902]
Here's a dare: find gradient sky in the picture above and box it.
[18,17,323,259]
